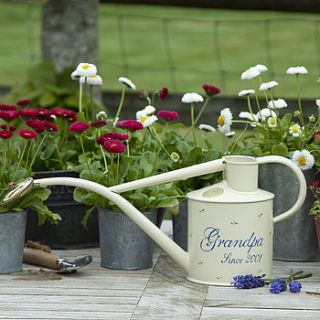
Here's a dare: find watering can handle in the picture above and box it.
[257,155,307,224]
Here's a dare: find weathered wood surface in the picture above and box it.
[0,221,319,319]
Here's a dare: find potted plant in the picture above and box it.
[0,108,60,273]
[227,64,320,261]
[8,62,105,249]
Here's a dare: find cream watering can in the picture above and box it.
[3,155,306,286]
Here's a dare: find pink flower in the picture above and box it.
[0,130,13,139]
[16,99,31,107]
[0,110,19,121]
[51,108,77,120]
[18,108,39,118]
[311,180,320,188]
[115,119,143,131]
[68,121,90,133]
[91,120,108,127]
[310,129,320,138]
[44,121,58,132]
[0,104,16,111]
[0,124,16,131]
[96,132,129,145]
[157,110,179,121]
[202,83,221,96]
[159,87,169,100]
[26,119,46,133]
[18,129,38,139]
[103,139,126,153]
[36,108,51,118]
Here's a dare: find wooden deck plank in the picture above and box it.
[131,252,208,319]
[200,307,320,319]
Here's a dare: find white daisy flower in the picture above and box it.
[253,64,268,73]
[181,92,204,103]
[241,67,261,80]
[217,108,233,133]
[75,63,97,77]
[292,149,314,170]
[199,124,216,132]
[118,77,136,90]
[225,131,236,137]
[71,70,80,80]
[256,108,277,121]
[238,89,255,97]
[239,111,258,122]
[286,66,308,75]
[316,99,320,109]
[80,74,103,86]
[289,123,302,137]
[96,111,108,120]
[259,81,279,91]
[138,114,158,128]
[267,117,277,128]
[267,98,287,109]
[170,152,180,162]
[136,105,156,119]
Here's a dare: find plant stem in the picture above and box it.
[296,74,305,126]
[251,79,261,112]
[148,126,171,159]
[80,136,93,180]
[89,85,93,120]
[79,82,83,113]
[116,154,120,184]
[13,140,28,182]
[184,97,210,139]
[29,133,47,171]
[191,103,197,145]
[114,86,126,125]
[84,78,88,119]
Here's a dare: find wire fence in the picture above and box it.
[1,3,320,96]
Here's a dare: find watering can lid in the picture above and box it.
[187,181,274,203]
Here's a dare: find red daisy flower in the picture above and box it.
[68,121,90,133]
[202,83,221,96]
[103,139,126,153]
[159,87,169,100]
[91,120,108,127]
[0,124,16,131]
[18,129,38,139]
[16,99,31,107]
[0,130,13,139]
[36,108,51,118]
[311,180,320,187]
[44,121,58,132]
[96,132,129,145]
[115,120,143,131]
[26,119,46,133]
[0,110,19,121]
[157,110,179,121]
[0,104,16,111]
[18,108,39,118]
[51,108,77,119]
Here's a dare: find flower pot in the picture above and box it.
[314,216,320,250]
[0,211,27,273]
[259,163,320,261]
[172,200,188,251]
[25,170,99,249]
[98,208,157,270]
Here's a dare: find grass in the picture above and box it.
[0,2,320,98]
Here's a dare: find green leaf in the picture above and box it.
[271,142,288,157]
[81,206,96,229]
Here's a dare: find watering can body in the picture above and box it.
[2,155,307,286]
[187,181,274,285]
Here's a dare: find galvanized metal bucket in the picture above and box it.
[98,208,157,270]
[0,211,27,273]
[259,164,320,261]
[172,200,188,251]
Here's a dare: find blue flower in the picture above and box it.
[232,274,265,289]
[289,281,302,293]
[270,278,287,294]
